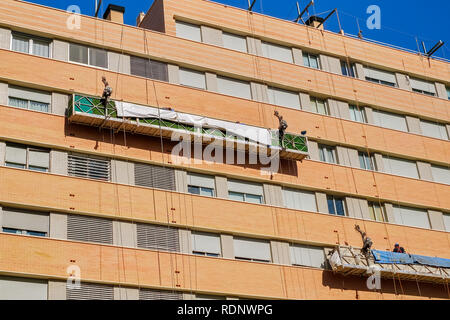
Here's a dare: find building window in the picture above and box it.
[327,196,346,216]
[222,32,247,53]
[368,202,386,222]
[67,215,113,244]
[69,43,108,68]
[139,288,182,300]
[0,277,48,300]
[179,68,206,90]
[341,61,356,77]
[228,179,264,204]
[290,244,326,268]
[393,205,430,229]
[382,156,419,179]
[282,188,317,212]
[410,78,436,96]
[303,52,320,69]
[431,165,450,185]
[267,87,300,110]
[349,105,367,123]
[137,223,180,252]
[8,85,51,113]
[363,66,397,87]
[310,97,329,115]
[134,163,176,191]
[1,208,49,238]
[420,120,448,140]
[318,144,337,164]
[67,282,113,300]
[234,237,271,263]
[187,173,215,197]
[444,214,450,232]
[191,232,221,257]
[130,56,168,82]
[373,109,408,132]
[217,76,252,100]
[5,143,50,172]
[261,41,293,63]
[446,87,450,100]
[68,153,110,181]
[175,21,202,42]
[358,151,375,171]
[11,32,51,58]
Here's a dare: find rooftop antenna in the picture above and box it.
[94,0,103,18]
[247,0,257,12]
[294,0,314,24]
[421,41,427,55]
[426,40,444,57]
[356,19,363,39]
[316,8,337,29]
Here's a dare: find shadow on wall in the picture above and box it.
[321,270,449,299]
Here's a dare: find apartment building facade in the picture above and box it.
[0,0,449,300]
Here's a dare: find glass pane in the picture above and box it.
[5,162,26,169]
[325,148,335,163]
[25,231,47,237]
[359,153,366,169]
[200,187,214,197]
[2,228,22,234]
[29,101,49,112]
[316,100,326,115]
[310,56,319,69]
[303,54,310,67]
[69,43,88,64]
[9,97,29,109]
[335,199,345,216]
[188,185,200,195]
[229,191,245,202]
[28,166,48,172]
[89,47,108,68]
[319,147,326,162]
[327,196,336,215]
[341,61,348,76]
[32,40,50,57]
[368,204,376,220]
[245,194,263,204]
[12,35,29,53]
[374,205,384,222]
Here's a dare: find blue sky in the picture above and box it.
[26,0,450,59]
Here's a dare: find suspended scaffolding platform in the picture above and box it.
[326,246,450,284]
[67,94,309,161]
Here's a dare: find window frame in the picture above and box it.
[310,97,329,115]
[8,96,50,113]
[368,202,386,222]
[228,191,263,204]
[11,32,52,58]
[341,60,356,78]
[2,227,47,237]
[303,52,320,69]
[191,232,222,258]
[318,144,337,164]
[68,43,109,69]
[188,185,215,197]
[358,151,376,171]
[4,144,50,172]
[349,105,367,123]
[326,196,346,216]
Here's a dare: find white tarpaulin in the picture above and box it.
[116,102,273,146]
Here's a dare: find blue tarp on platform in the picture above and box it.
[372,250,450,268]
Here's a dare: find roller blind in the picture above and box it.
[261,41,293,63]
[5,145,26,165]
[67,282,113,300]
[282,188,317,212]
[139,289,182,300]
[420,120,448,140]
[234,237,271,261]
[176,21,201,42]
[130,56,168,81]
[29,149,50,168]
[68,154,110,181]
[67,215,113,244]
[444,214,450,232]
[363,66,396,84]
[2,208,49,233]
[89,47,108,68]
[373,110,408,132]
[192,232,221,255]
[267,87,300,110]
[187,173,215,189]
[69,43,89,64]
[217,76,252,100]
[33,39,50,58]
[11,34,29,53]
[9,85,51,104]
[228,179,263,195]
[137,223,180,252]
[393,205,430,229]
[410,78,436,94]
[179,68,206,89]
[431,165,450,185]
[134,163,175,191]
[0,277,47,300]
[222,32,247,52]
[383,156,419,179]
[290,245,325,268]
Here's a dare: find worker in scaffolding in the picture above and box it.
[274,111,288,149]
[100,76,113,110]
[355,225,373,256]
[393,243,406,253]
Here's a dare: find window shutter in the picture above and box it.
[139,288,182,300]
[134,163,175,191]
[9,85,51,104]
[431,165,450,185]
[176,21,202,42]
[2,208,49,234]
[0,277,47,300]
[29,149,50,169]
[89,47,108,68]
[228,179,263,196]
[233,237,271,261]
[383,156,419,179]
[267,87,300,110]
[393,205,430,229]
[444,214,450,232]
[130,56,168,82]
[261,42,293,63]
[420,120,448,140]
[67,215,113,244]
[222,32,247,52]
[150,60,169,82]
[67,282,114,300]
[187,173,215,189]
[11,34,29,53]
[69,43,89,64]
[32,39,50,57]
[192,232,221,255]
[5,145,26,165]
[373,110,408,132]
[136,223,180,252]
[363,66,396,84]
[179,68,206,89]
[68,154,111,181]
[290,245,325,268]
[217,76,252,100]
[282,188,317,212]
[410,78,436,94]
